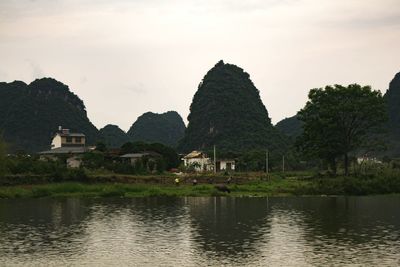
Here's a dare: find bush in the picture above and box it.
[66,168,88,182]
[99,186,126,197]
[82,151,105,169]
[32,187,52,198]
[298,171,400,195]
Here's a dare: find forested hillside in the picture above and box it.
[127,111,186,147]
[99,124,130,148]
[385,72,400,157]
[0,78,100,152]
[275,115,303,138]
[178,60,288,153]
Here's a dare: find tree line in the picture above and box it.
[0,83,392,177]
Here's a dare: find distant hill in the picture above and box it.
[127,111,186,147]
[0,78,100,152]
[384,72,400,157]
[178,60,289,153]
[99,124,130,148]
[275,115,303,138]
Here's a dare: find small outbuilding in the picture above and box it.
[38,147,89,168]
[120,152,161,165]
[216,159,235,172]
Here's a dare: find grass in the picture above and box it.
[1,170,400,198]
[0,178,311,199]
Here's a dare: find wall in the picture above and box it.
[61,136,86,147]
[184,157,211,172]
[51,135,62,149]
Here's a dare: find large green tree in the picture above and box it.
[297,84,387,175]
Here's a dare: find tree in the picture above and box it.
[82,151,105,169]
[297,84,387,175]
[95,142,107,152]
[120,141,180,170]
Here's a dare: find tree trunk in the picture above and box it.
[344,153,349,176]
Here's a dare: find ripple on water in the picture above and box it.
[0,196,399,266]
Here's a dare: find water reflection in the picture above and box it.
[186,197,272,265]
[0,196,399,266]
[0,198,91,263]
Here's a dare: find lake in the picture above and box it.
[0,196,399,266]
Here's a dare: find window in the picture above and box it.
[66,137,72,143]
[75,137,82,143]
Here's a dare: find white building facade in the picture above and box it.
[183,151,212,172]
[51,127,86,149]
[183,151,235,172]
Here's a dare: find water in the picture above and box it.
[0,196,399,266]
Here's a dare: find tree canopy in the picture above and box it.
[297,84,387,175]
[121,141,180,169]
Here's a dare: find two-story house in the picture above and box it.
[38,126,89,168]
[51,127,86,149]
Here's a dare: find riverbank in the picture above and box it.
[0,179,302,198]
[1,172,400,198]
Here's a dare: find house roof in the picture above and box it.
[38,147,88,155]
[120,152,161,158]
[184,150,207,159]
[217,159,235,163]
[57,133,85,137]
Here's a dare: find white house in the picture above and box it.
[216,159,235,172]
[357,156,382,165]
[38,126,88,168]
[51,126,86,149]
[183,151,212,172]
[183,151,236,172]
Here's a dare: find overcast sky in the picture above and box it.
[1,0,399,131]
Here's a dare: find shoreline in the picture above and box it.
[1,172,400,198]
[0,182,297,199]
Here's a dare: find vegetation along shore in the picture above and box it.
[1,169,400,199]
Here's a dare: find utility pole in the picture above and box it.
[214,145,216,174]
[282,155,285,173]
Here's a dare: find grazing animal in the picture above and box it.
[215,184,231,193]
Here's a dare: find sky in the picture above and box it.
[1,0,400,131]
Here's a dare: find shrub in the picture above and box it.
[32,187,52,198]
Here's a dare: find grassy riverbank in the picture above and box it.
[0,179,302,198]
[1,171,400,198]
